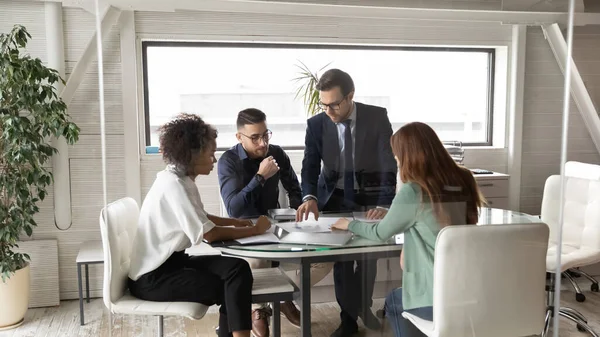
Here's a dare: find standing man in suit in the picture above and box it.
[296,69,397,337]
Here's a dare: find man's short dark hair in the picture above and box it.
[158,113,217,169]
[237,108,267,129]
[316,69,355,97]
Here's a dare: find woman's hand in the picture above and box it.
[331,218,351,231]
[366,208,388,220]
[253,216,271,234]
[234,219,254,227]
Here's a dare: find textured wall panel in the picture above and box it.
[520,27,600,216]
[15,240,60,308]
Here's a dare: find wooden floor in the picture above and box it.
[1,287,599,337]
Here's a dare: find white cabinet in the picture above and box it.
[474,172,510,210]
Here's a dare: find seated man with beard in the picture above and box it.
[217,108,333,337]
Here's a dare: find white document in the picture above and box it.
[281,216,343,233]
[277,222,331,233]
[234,225,279,245]
[235,233,280,245]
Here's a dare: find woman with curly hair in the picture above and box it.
[128,113,269,337]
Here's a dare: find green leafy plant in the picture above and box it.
[293,61,331,116]
[0,25,80,282]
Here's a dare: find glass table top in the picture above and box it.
[224,208,543,253]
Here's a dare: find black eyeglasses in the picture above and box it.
[318,96,348,112]
[240,129,272,144]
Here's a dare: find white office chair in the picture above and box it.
[540,175,600,336]
[542,174,600,302]
[402,223,549,337]
[561,161,600,298]
[99,197,208,337]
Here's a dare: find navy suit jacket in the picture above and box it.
[301,102,397,210]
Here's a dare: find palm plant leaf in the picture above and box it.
[292,60,332,116]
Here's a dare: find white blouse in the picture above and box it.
[129,166,216,281]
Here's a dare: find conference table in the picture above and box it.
[215,208,543,337]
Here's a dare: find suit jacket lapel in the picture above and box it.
[354,103,367,173]
[322,115,341,173]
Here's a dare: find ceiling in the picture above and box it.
[40,0,600,16]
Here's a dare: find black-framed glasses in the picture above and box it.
[318,95,348,112]
[240,129,272,144]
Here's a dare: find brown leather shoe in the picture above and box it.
[280,301,301,328]
[251,308,271,337]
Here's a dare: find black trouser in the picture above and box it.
[325,189,378,327]
[128,252,252,337]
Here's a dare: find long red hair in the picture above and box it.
[391,122,485,226]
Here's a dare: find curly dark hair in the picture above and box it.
[158,113,218,169]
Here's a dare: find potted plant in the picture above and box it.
[293,61,331,116]
[0,25,80,329]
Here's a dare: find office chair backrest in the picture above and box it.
[99,197,140,309]
[565,160,600,181]
[433,223,549,337]
[541,175,600,249]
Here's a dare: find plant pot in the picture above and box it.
[0,263,30,330]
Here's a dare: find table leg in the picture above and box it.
[77,263,85,325]
[85,264,90,303]
[299,262,311,337]
[272,301,281,337]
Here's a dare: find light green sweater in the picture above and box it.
[348,182,440,310]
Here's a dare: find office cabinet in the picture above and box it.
[475,172,510,210]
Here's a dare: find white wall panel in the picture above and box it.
[520,26,600,216]
[135,11,512,44]
[252,0,501,10]
[68,135,126,158]
[0,1,47,61]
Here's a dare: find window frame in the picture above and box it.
[141,40,496,149]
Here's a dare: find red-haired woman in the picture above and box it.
[332,122,485,337]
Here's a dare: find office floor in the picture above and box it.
[1,287,599,337]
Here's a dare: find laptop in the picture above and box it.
[268,208,297,221]
[273,225,353,247]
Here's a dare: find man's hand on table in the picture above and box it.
[295,199,319,222]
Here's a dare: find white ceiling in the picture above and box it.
[40,0,590,12]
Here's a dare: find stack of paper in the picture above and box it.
[234,226,279,245]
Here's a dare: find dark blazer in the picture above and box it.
[301,102,397,210]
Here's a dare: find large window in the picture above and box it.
[142,42,495,150]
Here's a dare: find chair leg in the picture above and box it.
[77,263,85,326]
[85,264,90,303]
[560,307,587,324]
[157,316,164,337]
[541,308,552,337]
[559,310,600,337]
[563,271,586,302]
[571,269,600,292]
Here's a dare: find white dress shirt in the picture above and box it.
[129,166,216,281]
[335,103,358,189]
